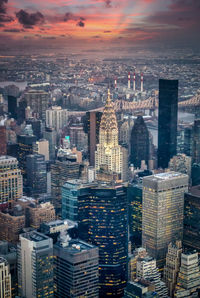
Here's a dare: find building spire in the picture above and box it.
[106,89,111,105]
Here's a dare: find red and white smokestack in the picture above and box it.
[133,72,136,91]
[128,72,131,89]
[114,78,117,89]
[141,73,144,92]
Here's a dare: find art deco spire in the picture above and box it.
[100,89,118,133]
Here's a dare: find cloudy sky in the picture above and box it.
[0,0,199,50]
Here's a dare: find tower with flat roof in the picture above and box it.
[142,172,188,268]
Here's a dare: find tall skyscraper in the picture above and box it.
[130,116,149,169]
[183,186,200,252]
[192,119,200,164]
[95,90,127,181]
[26,154,47,196]
[0,126,7,155]
[54,238,99,298]
[158,79,178,169]
[18,231,54,298]
[142,172,188,268]
[0,257,12,298]
[24,89,49,121]
[174,250,200,297]
[78,183,128,297]
[163,241,182,297]
[46,106,68,132]
[44,127,57,160]
[8,95,17,119]
[84,111,102,166]
[0,156,23,210]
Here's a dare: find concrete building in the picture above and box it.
[163,241,182,297]
[18,231,54,298]
[0,156,23,210]
[142,172,188,268]
[69,124,87,151]
[46,106,68,132]
[169,153,191,177]
[54,238,99,298]
[124,280,158,298]
[0,125,7,155]
[0,257,12,298]
[174,250,200,297]
[128,247,147,282]
[24,89,49,121]
[26,202,55,229]
[33,139,49,161]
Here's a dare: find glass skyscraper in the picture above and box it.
[158,79,178,169]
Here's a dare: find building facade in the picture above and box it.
[169,153,191,177]
[0,126,7,155]
[0,257,12,298]
[46,106,68,132]
[18,231,54,298]
[24,89,49,121]
[142,172,188,268]
[33,139,49,161]
[158,79,178,169]
[192,119,200,164]
[54,238,99,298]
[0,156,23,209]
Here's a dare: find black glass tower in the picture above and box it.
[130,116,149,168]
[8,95,17,119]
[158,79,178,169]
[78,183,128,298]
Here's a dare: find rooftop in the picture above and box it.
[58,239,96,254]
[21,231,50,242]
[43,219,77,228]
[144,171,188,181]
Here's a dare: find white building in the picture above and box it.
[46,106,68,132]
[33,139,49,161]
[0,257,11,298]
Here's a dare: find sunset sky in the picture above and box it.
[0,0,199,50]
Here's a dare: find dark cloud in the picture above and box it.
[0,0,13,24]
[104,0,112,8]
[76,20,85,27]
[104,30,111,33]
[43,36,56,39]
[0,0,7,14]
[16,10,44,29]
[3,28,22,32]
[93,35,100,38]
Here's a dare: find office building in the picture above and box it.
[0,207,25,243]
[18,231,54,298]
[142,172,188,268]
[54,238,99,298]
[0,241,18,297]
[46,106,68,132]
[0,126,7,155]
[192,119,200,164]
[44,127,57,160]
[33,139,49,161]
[95,90,127,182]
[0,257,12,298]
[174,250,200,297]
[128,182,143,249]
[26,202,55,229]
[191,163,200,186]
[51,157,81,214]
[69,124,88,151]
[136,256,168,297]
[8,95,17,119]
[0,156,23,209]
[26,118,42,140]
[78,183,128,297]
[169,153,191,177]
[128,247,147,282]
[24,89,49,121]
[183,186,200,252]
[26,154,47,196]
[158,79,178,169]
[62,179,93,221]
[124,280,158,298]
[17,132,37,177]
[184,126,193,156]
[130,116,149,169]
[163,241,182,297]
[84,111,102,166]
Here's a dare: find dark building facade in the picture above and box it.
[8,95,17,119]
[54,239,99,298]
[84,111,102,166]
[26,118,42,140]
[183,186,200,253]
[192,119,200,164]
[0,126,7,155]
[191,163,200,186]
[184,126,193,157]
[78,184,128,298]
[130,116,149,168]
[158,79,178,169]
[127,182,142,250]
[26,154,47,197]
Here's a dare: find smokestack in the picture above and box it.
[128,72,131,89]
[114,78,117,89]
[133,72,136,91]
[141,73,144,92]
